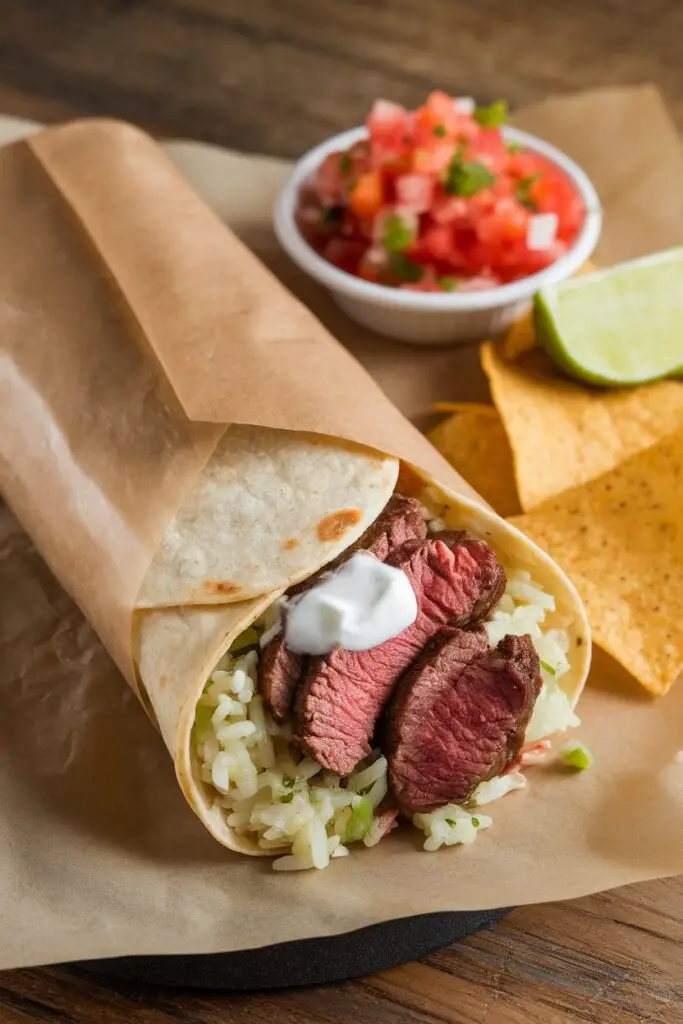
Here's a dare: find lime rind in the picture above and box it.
[534,247,683,387]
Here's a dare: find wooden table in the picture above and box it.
[1,2,682,1021]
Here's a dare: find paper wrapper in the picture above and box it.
[1,86,683,970]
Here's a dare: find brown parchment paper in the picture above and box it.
[1,85,683,971]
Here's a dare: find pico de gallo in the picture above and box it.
[295,93,585,292]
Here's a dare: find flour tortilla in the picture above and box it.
[135,472,591,856]
[138,425,399,608]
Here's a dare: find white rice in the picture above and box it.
[195,564,579,867]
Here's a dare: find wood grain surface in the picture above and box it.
[0,2,682,1022]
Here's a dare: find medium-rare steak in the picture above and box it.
[260,494,426,721]
[294,534,506,775]
[387,631,541,814]
[258,638,304,725]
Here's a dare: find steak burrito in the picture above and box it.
[0,119,591,875]
[136,433,591,872]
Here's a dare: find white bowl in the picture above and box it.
[274,124,603,346]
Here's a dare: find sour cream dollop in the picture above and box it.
[285,553,418,655]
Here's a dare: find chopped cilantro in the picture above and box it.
[343,797,373,843]
[321,205,344,226]
[445,818,457,827]
[388,252,424,282]
[444,157,494,197]
[438,275,459,292]
[507,141,523,154]
[339,152,353,175]
[471,816,481,828]
[433,123,447,138]
[282,776,295,788]
[193,703,213,739]
[515,173,541,212]
[560,742,594,771]
[540,660,556,676]
[230,626,260,654]
[473,99,508,127]
[382,213,416,252]
[280,792,294,803]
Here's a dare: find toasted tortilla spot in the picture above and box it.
[317,508,363,543]
[159,675,168,692]
[283,538,299,550]
[204,580,240,596]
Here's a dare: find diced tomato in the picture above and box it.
[315,152,346,205]
[322,237,366,274]
[468,128,508,175]
[349,171,385,219]
[532,172,584,240]
[394,173,434,214]
[419,223,456,263]
[430,192,470,225]
[507,150,542,180]
[367,99,413,167]
[411,139,455,174]
[476,197,529,245]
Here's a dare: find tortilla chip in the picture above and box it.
[510,429,683,695]
[428,403,521,517]
[482,341,683,511]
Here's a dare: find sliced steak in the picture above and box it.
[387,631,541,814]
[432,531,507,620]
[294,535,507,775]
[260,494,426,721]
[258,637,304,724]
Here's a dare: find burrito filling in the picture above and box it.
[194,492,579,870]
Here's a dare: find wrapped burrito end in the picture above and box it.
[137,426,400,610]
[137,468,590,870]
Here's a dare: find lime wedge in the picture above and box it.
[534,248,683,386]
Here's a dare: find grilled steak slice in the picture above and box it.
[294,534,506,775]
[387,631,541,814]
[258,638,304,725]
[260,495,426,721]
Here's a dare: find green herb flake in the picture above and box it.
[193,703,213,739]
[433,123,447,138]
[445,818,457,828]
[280,792,294,804]
[473,99,508,128]
[515,173,541,212]
[471,816,481,828]
[339,152,353,176]
[444,157,495,197]
[343,796,373,843]
[282,776,295,789]
[230,626,260,654]
[438,275,459,292]
[507,141,523,154]
[389,252,424,283]
[382,213,416,252]
[321,205,344,226]
[540,660,557,677]
[560,742,594,771]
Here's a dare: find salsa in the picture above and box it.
[295,93,585,293]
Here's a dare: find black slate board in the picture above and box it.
[72,908,508,990]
